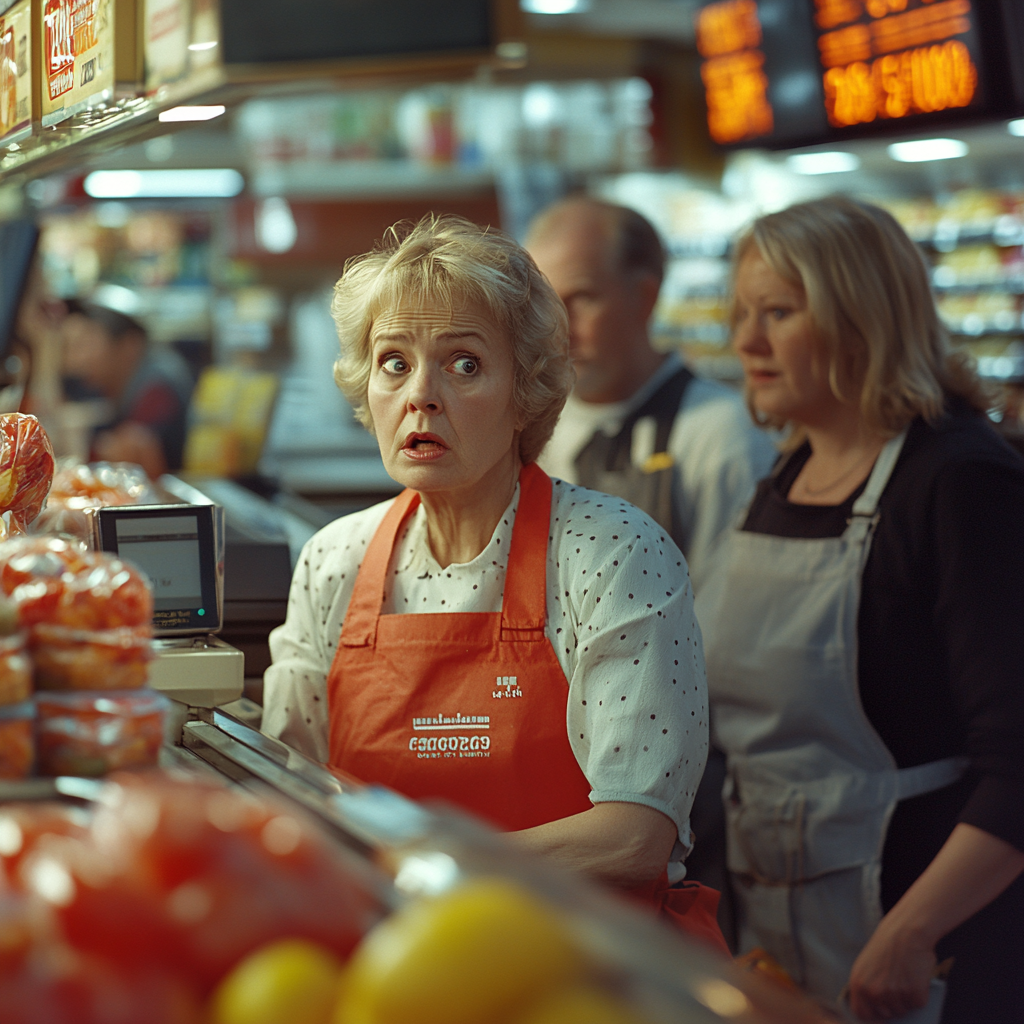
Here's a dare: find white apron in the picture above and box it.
[696,434,967,1004]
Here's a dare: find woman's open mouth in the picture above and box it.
[401,432,449,461]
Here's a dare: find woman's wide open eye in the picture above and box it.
[380,355,409,374]
[451,356,478,376]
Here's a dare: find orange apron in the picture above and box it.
[326,462,728,954]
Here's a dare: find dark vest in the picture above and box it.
[573,365,693,543]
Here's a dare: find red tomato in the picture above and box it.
[25,774,383,995]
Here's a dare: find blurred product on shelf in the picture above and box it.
[0,536,153,632]
[60,300,194,477]
[34,460,157,539]
[0,413,55,535]
[0,770,831,1024]
[183,366,278,477]
[144,0,221,92]
[0,698,33,779]
[0,774,387,1018]
[34,689,169,776]
[39,0,143,130]
[30,624,154,692]
[0,0,33,146]
[0,630,31,705]
[235,78,655,198]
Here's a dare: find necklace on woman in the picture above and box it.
[792,447,879,499]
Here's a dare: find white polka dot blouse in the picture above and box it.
[262,478,709,857]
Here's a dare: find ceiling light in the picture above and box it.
[84,169,244,199]
[1008,119,1024,137]
[786,151,860,175]
[158,105,226,123]
[520,0,589,13]
[887,138,968,162]
[187,41,218,51]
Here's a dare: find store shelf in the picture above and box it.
[0,68,239,186]
[249,159,495,199]
[911,216,1024,252]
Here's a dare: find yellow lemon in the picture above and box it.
[511,985,652,1024]
[335,877,585,1024]
[210,938,344,1024]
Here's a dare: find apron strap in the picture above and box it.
[896,755,969,801]
[340,487,420,647]
[500,463,552,640]
[850,430,908,519]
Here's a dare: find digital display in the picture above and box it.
[115,516,204,616]
[97,505,220,635]
[696,0,1024,148]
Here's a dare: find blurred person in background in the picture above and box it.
[526,197,776,947]
[698,196,1024,1022]
[525,197,776,596]
[60,299,194,479]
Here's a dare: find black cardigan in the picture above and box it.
[742,403,1024,920]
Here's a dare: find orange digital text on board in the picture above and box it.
[697,0,774,144]
[814,0,978,126]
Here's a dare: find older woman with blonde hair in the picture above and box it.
[698,196,1024,1021]
[262,214,727,951]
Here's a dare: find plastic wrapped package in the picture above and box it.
[35,461,159,541]
[0,700,34,779]
[0,537,153,632]
[46,461,156,510]
[0,632,31,705]
[34,690,169,776]
[2,773,388,1017]
[0,414,56,534]
[31,626,152,691]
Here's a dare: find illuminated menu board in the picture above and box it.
[697,0,1024,148]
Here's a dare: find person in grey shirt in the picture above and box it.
[526,197,775,597]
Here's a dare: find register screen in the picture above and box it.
[115,515,205,616]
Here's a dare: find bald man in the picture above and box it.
[527,197,775,596]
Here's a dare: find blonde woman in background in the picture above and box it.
[697,197,1024,1022]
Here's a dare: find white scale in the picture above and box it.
[93,504,244,707]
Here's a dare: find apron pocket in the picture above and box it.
[725,761,896,883]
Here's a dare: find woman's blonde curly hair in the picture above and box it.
[331,214,573,465]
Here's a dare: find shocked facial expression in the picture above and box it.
[732,252,839,429]
[366,301,521,499]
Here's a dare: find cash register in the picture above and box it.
[94,503,244,707]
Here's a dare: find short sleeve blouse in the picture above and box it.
[262,478,709,850]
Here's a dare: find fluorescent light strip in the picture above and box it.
[84,169,244,198]
[187,41,218,51]
[786,151,860,175]
[158,105,226,123]
[887,138,968,162]
[520,0,588,13]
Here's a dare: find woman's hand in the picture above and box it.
[847,918,935,1021]
[846,823,1024,1021]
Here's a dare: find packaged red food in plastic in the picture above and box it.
[0,538,153,632]
[12,773,385,999]
[0,700,34,779]
[0,414,56,534]
[0,632,31,705]
[31,626,153,692]
[46,461,155,512]
[35,690,168,776]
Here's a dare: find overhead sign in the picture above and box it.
[696,0,1024,148]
